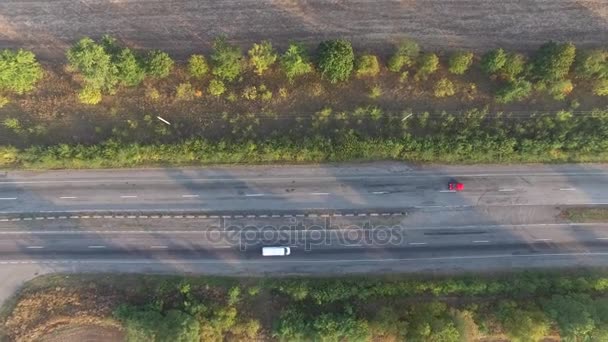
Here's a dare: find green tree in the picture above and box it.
[501,53,527,81]
[115,48,145,87]
[248,40,277,76]
[211,37,243,81]
[78,84,103,105]
[575,49,608,80]
[274,309,309,342]
[114,305,200,342]
[498,301,549,342]
[208,79,226,97]
[544,294,597,341]
[317,39,355,83]
[548,79,574,100]
[593,78,608,96]
[415,53,439,80]
[388,39,420,72]
[531,41,576,81]
[369,308,407,341]
[0,49,44,94]
[407,302,460,342]
[356,54,380,77]
[495,79,532,103]
[188,54,209,79]
[434,78,456,97]
[311,313,370,342]
[448,51,474,75]
[146,50,174,78]
[280,43,313,82]
[481,48,507,74]
[67,37,116,90]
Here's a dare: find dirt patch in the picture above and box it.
[0,0,607,61]
[38,323,124,342]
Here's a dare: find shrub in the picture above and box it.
[548,79,574,100]
[248,40,277,76]
[593,79,608,96]
[481,48,507,74]
[575,49,608,80]
[415,53,439,80]
[175,82,196,100]
[498,302,550,342]
[188,54,209,79]
[280,43,313,82]
[356,54,380,77]
[146,87,161,101]
[502,53,527,81]
[0,49,44,94]
[78,85,103,104]
[531,41,576,81]
[448,51,474,75]
[3,118,20,131]
[434,78,456,97]
[146,50,174,78]
[0,96,9,108]
[208,79,226,97]
[368,84,382,99]
[242,85,258,100]
[67,37,116,90]
[317,39,355,83]
[115,48,145,87]
[211,37,243,81]
[388,39,420,72]
[495,79,532,103]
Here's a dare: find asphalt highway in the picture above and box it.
[1,163,608,304]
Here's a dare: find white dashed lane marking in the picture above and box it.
[499,189,514,192]
[372,191,388,194]
[409,242,428,246]
[534,239,552,242]
[59,196,78,199]
[0,198,17,200]
[473,240,490,243]
[150,245,168,249]
[245,194,265,197]
[181,195,199,198]
[310,192,330,196]
[88,245,106,249]
[26,246,44,249]
[120,195,138,198]
[559,188,576,191]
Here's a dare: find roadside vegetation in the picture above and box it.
[561,207,608,222]
[0,36,608,167]
[6,271,608,341]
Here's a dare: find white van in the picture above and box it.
[262,246,291,256]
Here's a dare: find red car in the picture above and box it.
[448,182,464,191]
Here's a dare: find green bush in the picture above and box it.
[543,295,597,341]
[387,39,420,72]
[146,50,174,78]
[355,54,380,77]
[368,84,382,99]
[448,51,474,75]
[280,43,313,82]
[115,48,145,87]
[175,82,196,100]
[0,95,9,108]
[211,37,243,81]
[188,54,209,79]
[501,53,527,81]
[495,79,532,103]
[434,78,456,97]
[317,39,355,83]
[208,79,226,97]
[67,37,116,90]
[0,49,44,94]
[547,79,574,100]
[248,40,277,76]
[575,49,608,80]
[481,48,507,74]
[78,85,103,105]
[415,53,439,80]
[114,305,200,342]
[593,78,608,96]
[531,41,576,81]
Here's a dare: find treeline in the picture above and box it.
[3,107,608,168]
[105,271,608,341]
[0,35,607,106]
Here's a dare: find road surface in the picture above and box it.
[0,1,607,60]
[1,163,608,305]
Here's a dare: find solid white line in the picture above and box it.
[560,188,576,191]
[245,193,264,197]
[26,246,44,249]
[181,195,199,198]
[120,195,137,198]
[499,189,514,192]
[372,191,388,194]
[88,245,106,249]
[473,240,490,243]
[150,245,168,249]
[0,198,16,200]
[409,242,427,245]
[59,196,77,199]
[310,192,330,196]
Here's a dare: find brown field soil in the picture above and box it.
[0,0,607,61]
[38,324,124,342]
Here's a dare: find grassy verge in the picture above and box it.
[4,270,608,341]
[561,207,608,222]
